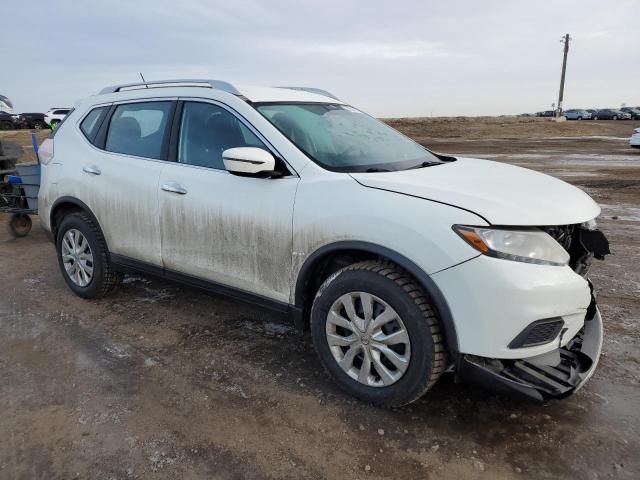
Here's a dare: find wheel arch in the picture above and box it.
[293,241,459,354]
[50,196,108,249]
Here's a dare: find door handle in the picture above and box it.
[161,182,188,195]
[82,165,101,175]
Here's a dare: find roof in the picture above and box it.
[237,85,342,103]
[96,79,342,104]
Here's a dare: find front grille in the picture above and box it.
[541,224,575,251]
[509,318,564,348]
[541,223,596,275]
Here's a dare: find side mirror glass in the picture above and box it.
[222,147,277,176]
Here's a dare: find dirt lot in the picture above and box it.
[1,119,639,479]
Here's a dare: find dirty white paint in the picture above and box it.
[289,166,487,303]
[158,162,299,303]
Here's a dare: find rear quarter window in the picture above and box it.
[80,106,108,143]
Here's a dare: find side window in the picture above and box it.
[105,102,172,159]
[178,102,267,170]
[80,106,107,143]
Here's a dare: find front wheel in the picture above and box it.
[613,115,618,120]
[56,212,121,298]
[310,261,446,407]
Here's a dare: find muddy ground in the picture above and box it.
[1,119,639,479]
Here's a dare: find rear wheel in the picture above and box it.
[56,212,121,298]
[577,116,582,121]
[613,115,618,120]
[0,121,14,130]
[310,261,445,407]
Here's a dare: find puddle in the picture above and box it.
[239,319,294,337]
[599,203,640,222]
[463,152,640,168]
[103,343,132,359]
[551,171,602,177]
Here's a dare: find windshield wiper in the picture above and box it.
[406,161,442,170]
[364,167,393,173]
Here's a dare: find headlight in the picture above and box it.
[453,225,570,266]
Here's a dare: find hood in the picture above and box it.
[350,157,600,226]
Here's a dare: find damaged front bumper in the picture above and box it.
[454,224,609,402]
[458,301,603,402]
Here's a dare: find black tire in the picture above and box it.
[0,120,14,130]
[577,116,582,121]
[593,116,599,120]
[9,214,32,237]
[33,120,45,130]
[310,260,445,407]
[56,212,122,298]
[613,115,618,120]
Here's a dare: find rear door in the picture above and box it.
[158,100,298,303]
[81,99,175,266]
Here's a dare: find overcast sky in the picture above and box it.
[1,0,638,116]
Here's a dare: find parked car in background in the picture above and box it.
[586,109,598,116]
[18,113,47,129]
[564,109,592,120]
[593,109,632,120]
[620,107,640,120]
[44,108,72,128]
[536,110,555,117]
[38,78,610,407]
[0,111,18,130]
[630,127,640,148]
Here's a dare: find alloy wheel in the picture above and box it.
[326,292,411,387]
[61,229,94,287]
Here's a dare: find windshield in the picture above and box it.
[255,103,443,172]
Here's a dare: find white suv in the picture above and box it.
[44,107,72,128]
[38,79,610,407]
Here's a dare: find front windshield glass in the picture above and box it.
[255,103,443,172]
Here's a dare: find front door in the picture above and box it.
[158,100,298,303]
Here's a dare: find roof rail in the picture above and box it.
[99,79,241,95]
[276,86,340,101]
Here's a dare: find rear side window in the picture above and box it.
[80,106,107,142]
[105,102,172,159]
[54,109,70,115]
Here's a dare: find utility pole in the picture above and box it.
[556,33,571,118]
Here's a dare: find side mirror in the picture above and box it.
[222,147,277,177]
